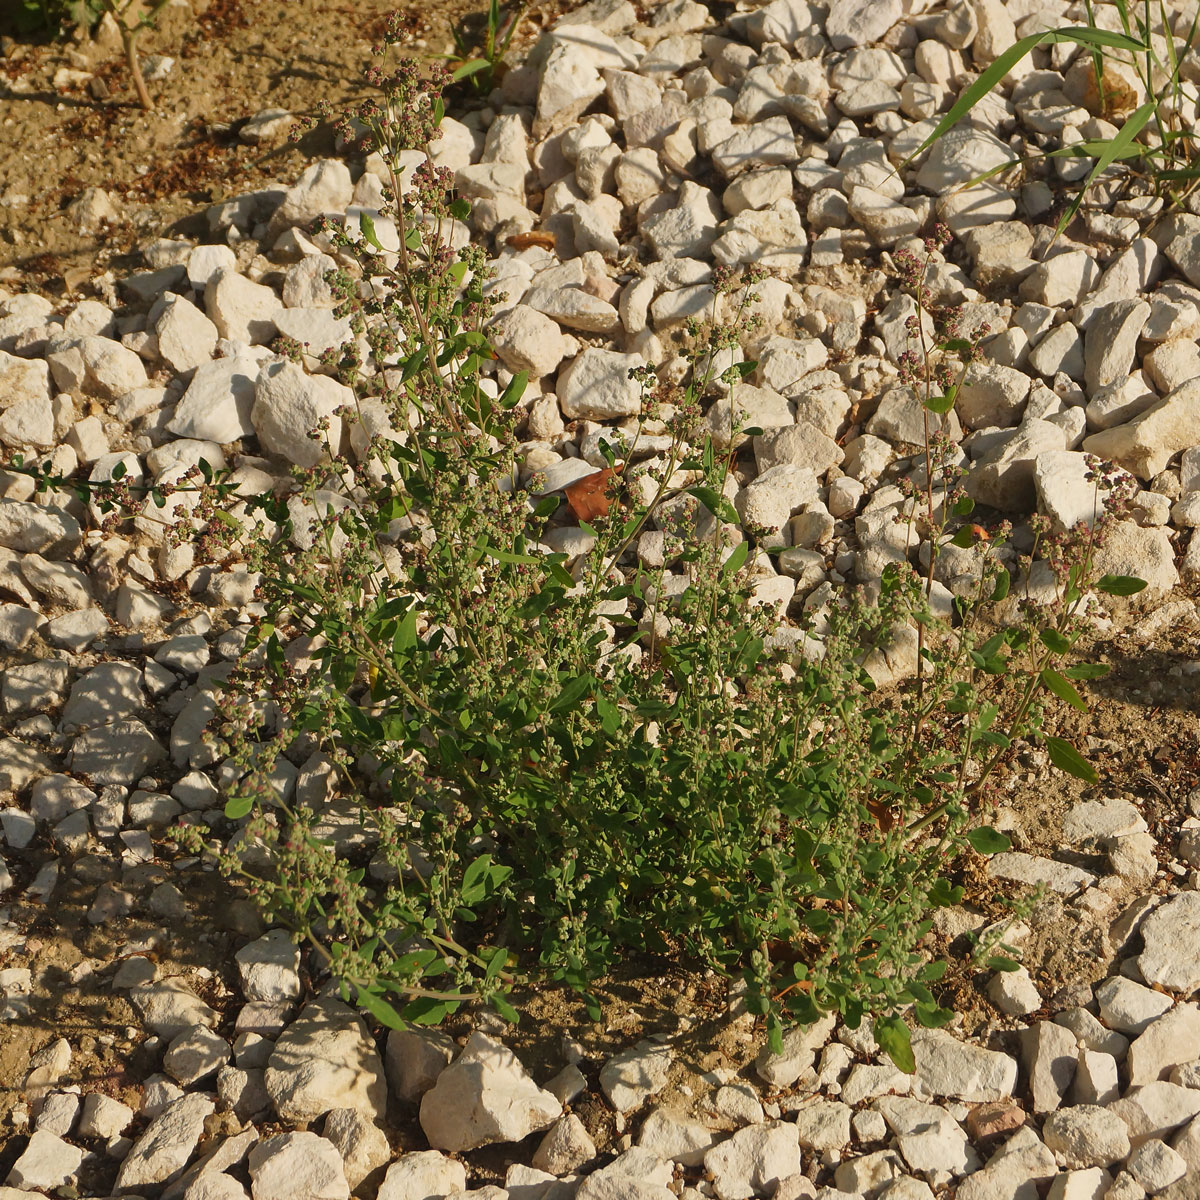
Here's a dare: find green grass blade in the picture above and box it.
[1052,98,1157,240]
[901,26,1150,174]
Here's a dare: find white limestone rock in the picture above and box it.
[248,1132,349,1200]
[704,1120,801,1200]
[235,930,301,1003]
[252,359,349,468]
[558,348,645,420]
[155,293,219,374]
[115,1093,215,1192]
[419,1032,561,1152]
[599,1040,673,1115]
[265,998,388,1125]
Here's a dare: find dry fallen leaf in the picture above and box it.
[565,467,618,521]
[506,230,557,251]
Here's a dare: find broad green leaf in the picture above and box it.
[953,495,975,516]
[1062,662,1110,680]
[1096,573,1148,596]
[925,390,956,415]
[549,674,594,714]
[689,485,739,524]
[1045,734,1099,784]
[722,540,750,576]
[874,1014,916,1074]
[355,989,406,1029]
[1041,667,1089,712]
[1038,628,1071,654]
[990,568,1011,603]
[499,370,529,409]
[224,794,254,820]
[914,1002,954,1028]
[951,525,979,548]
[449,197,471,220]
[491,993,520,1023]
[965,826,1011,855]
[987,955,1022,972]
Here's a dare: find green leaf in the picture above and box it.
[953,495,975,516]
[491,993,520,1024]
[452,58,491,81]
[901,25,1148,173]
[987,955,1022,972]
[403,995,458,1025]
[1041,668,1089,712]
[965,826,1011,855]
[924,390,956,415]
[874,1014,915,1074]
[1096,573,1147,596]
[479,542,541,565]
[1052,99,1157,239]
[549,674,594,714]
[722,540,750,576]
[689,485,739,524]
[499,370,529,409]
[1038,628,1071,654]
[950,525,979,548]
[990,568,1010,603]
[449,198,471,220]
[1062,662,1110,681]
[1045,734,1099,784]
[111,460,127,481]
[358,211,384,251]
[224,794,253,820]
[914,1002,954,1028]
[355,988,406,1029]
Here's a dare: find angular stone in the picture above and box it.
[490,305,569,379]
[266,998,387,1125]
[703,1120,801,1200]
[599,1040,673,1115]
[247,1132,349,1200]
[558,348,644,420]
[166,353,260,443]
[1084,299,1150,395]
[912,1028,1019,1102]
[205,271,280,345]
[115,1094,215,1192]
[793,1100,853,1153]
[164,1025,232,1087]
[235,930,301,1003]
[1138,894,1200,994]
[6,1130,83,1192]
[1083,377,1200,479]
[1021,1022,1077,1114]
[419,1032,561,1152]
[385,1027,456,1103]
[637,1107,718,1168]
[322,1108,390,1191]
[987,852,1095,894]
[155,293,219,374]
[252,359,350,469]
[1108,1082,1200,1146]
[377,1150,466,1200]
[1128,1006,1200,1088]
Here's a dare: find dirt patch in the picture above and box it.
[0,0,565,294]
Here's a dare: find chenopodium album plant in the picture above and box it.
[9,37,1145,1071]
